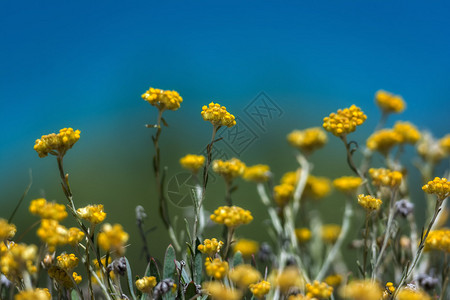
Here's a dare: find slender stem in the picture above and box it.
[225,180,233,206]
[372,189,398,280]
[86,227,94,300]
[202,126,218,199]
[316,199,353,281]
[256,183,283,235]
[292,153,310,215]
[223,228,235,259]
[362,212,370,277]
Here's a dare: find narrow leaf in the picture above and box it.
[195,252,202,284]
[163,245,176,280]
[124,257,137,300]
[233,251,243,267]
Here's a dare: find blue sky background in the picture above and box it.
[1,0,449,269]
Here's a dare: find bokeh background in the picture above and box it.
[1,1,449,276]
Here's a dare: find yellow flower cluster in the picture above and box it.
[273,183,294,206]
[212,158,246,182]
[210,206,253,228]
[0,218,16,241]
[198,238,224,256]
[205,258,229,280]
[1,243,37,281]
[306,280,333,299]
[229,264,261,288]
[37,219,70,252]
[233,239,259,258]
[383,282,395,298]
[424,228,450,252]
[281,170,300,186]
[339,280,383,300]
[369,168,402,188]
[201,102,236,128]
[321,224,341,244]
[375,90,405,113]
[202,281,242,300]
[34,128,80,158]
[322,105,367,137]
[295,228,312,243]
[67,227,85,246]
[249,280,271,298]
[422,177,450,200]
[56,253,79,271]
[48,266,77,288]
[29,198,68,221]
[243,164,270,182]
[417,133,449,163]
[97,223,129,256]
[141,87,183,111]
[135,276,157,293]
[305,175,331,199]
[91,257,115,285]
[324,274,342,287]
[393,121,420,144]
[287,127,327,154]
[396,288,431,300]
[366,129,402,154]
[358,194,382,211]
[275,267,305,294]
[77,204,107,224]
[333,176,362,194]
[179,154,205,173]
[14,288,51,300]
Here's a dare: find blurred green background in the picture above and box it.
[1,0,449,278]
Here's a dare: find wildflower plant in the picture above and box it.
[1,86,449,300]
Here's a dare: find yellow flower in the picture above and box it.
[0,218,16,241]
[369,168,402,188]
[179,154,205,173]
[67,227,85,247]
[358,194,382,211]
[275,267,305,294]
[305,175,331,200]
[383,282,395,297]
[249,280,271,299]
[14,288,51,300]
[201,102,236,128]
[229,264,261,289]
[393,121,420,144]
[77,204,106,224]
[396,288,431,300]
[29,198,68,221]
[375,90,405,113]
[295,228,312,243]
[366,129,402,154]
[339,280,383,300]
[306,280,333,299]
[321,224,341,244]
[1,243,37,282]
[48,266,75,288]
[280,170,300,186]
[287,127,327,154]
[73,272,82,284]
[97,223,129,256]
[37,219,69,252]
[34,128,80,158]
[198,238,224,256]
[141,87,183,111]
[202,281,242,300]
[333,176,362,194]
[135,276,157,293]
[233,239,259,258]
[273,183,294,206]
[424,228,450,252]
[56,253,79,271]
[440,134,450,153]
[422,177,450,200]
[322,105,367,137]
[205,258,229,280]
[212,158,246,182]
[324,274,342,287]
[210,206,253,228]
[417,132,447,163]
[243,164,271,183]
